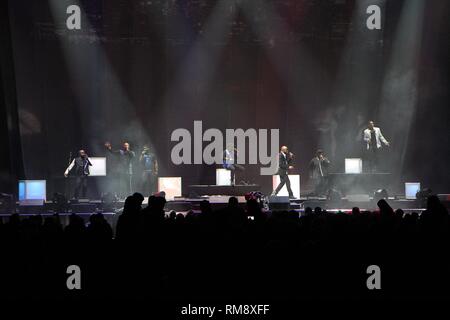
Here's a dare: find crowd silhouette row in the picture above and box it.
[0,193,449,300]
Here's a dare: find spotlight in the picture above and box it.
[373,189,388,201]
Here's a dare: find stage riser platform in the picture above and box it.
[188,185,260,197]
[166,202,248,212]
[1,197,447,220]
[329,173,392,195]
[302,199,424,211]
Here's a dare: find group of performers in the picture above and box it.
[268,120,390,198]
[64,120,389,200]
[64,142,158,199]
[265,146,330,199]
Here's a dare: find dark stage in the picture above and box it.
[1,0,450,309]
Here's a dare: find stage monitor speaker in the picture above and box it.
[268,195,290,210]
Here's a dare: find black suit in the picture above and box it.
[66,156,92,198]
[273,152,294,197]
[107,148,136,197]
[309,157,330,196]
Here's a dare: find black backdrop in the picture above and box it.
[2,0,449,197]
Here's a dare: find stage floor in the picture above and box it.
[2,195,431,218]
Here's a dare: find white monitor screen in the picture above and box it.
[89,157,107,176]
[216,168,231,186]
[345,158,362,174]
[405,182,421,200]
[18,180,46,201]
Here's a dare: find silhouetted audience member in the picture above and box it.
[64,213,86,242]
[377,199,394,216]
[0,192,449,300]
[86,213,113,243]
[115,195,141,242]
[425,195,448,218]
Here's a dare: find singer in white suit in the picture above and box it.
[363,121,390,172]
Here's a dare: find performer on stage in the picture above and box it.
[105,141,136,197]
[140,145,158,196]
[272,146,295,198]
[223,144,245,185]
[64,149,92,199]
[363,121,390,172]
[309,149,331,196]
